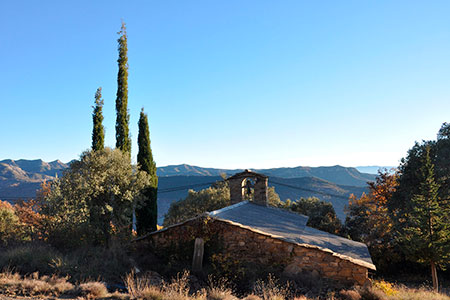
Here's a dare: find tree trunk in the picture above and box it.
[431,260,439,292]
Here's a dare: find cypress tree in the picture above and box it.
[136,108,158,234]
[115,22,131,155]
[92,87,105,151]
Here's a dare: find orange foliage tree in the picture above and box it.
[345,169,402,271]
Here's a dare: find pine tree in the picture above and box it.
[136,108,158,234]
[92,87,105,151]
[115,22,131,155]
[399,146,450,291]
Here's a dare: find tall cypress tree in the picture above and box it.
[92,87,105,151]
[115,22,131,155]
[136,108,158,234]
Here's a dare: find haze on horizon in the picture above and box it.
[1,1,450,169]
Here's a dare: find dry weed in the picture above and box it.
[253,274,290,300]
[125,270,191,300]
[242,295,262,300]
[339,289,361,300]
[207,275,236,300]
[387,286,450,300]
[79,281,109,299]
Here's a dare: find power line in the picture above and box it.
[268,178,351,200]
[0,178,352,201]
[158,180,221,193]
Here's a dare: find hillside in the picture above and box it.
[0,159,371,222]
[0,159,67,200]
[157,164,375,187]
[157,175,366,222]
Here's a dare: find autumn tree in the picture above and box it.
[395,147,450,291]
[115,22,131,155]
[92,87,105,151]
[345,169,400,270]
[136,108,158,234]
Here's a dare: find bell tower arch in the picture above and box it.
[227,170,268,206]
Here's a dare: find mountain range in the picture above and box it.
[0,159,378,222]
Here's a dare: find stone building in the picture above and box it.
[142,170,376,285]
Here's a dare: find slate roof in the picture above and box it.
[208,201,376,270]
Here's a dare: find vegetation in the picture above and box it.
[345,170,401,271]
[388,123,450,291]
[2,269,447,300]
[163,180,283,227]
[289,197,342,234]
[42,148,151,246]
[92,87,105,151]
[346,123,450,291]
[136,108,158,235]
[394,146,449,291]
[115,21,131,155]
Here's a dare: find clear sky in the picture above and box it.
[1,1,450,169]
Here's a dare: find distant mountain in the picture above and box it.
[0,159,68,200]
[157,175,366,221]
[355,166,396,174]
[157,164,375,187]
[0,159,372,222]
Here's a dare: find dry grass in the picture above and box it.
[1,270,449,300]
[125,269,191,300]
[252,274,290,300]
[79,281,109,299]
[387,285,450,300]
[0,269,74,297]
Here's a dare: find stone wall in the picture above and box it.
[147,217,368,285]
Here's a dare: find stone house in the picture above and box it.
[142,170,376,285]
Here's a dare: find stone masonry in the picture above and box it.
[148,217,369,285]
[228,170,269,206]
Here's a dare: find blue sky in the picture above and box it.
[1,1,450,169]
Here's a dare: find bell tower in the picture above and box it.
[227,170,268,206]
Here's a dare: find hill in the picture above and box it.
[157,164,375,187]
[0,159,371,222]
[157,175,367,222]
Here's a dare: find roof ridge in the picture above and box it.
[208,201,249,216]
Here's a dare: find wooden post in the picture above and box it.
[192,238,204,273]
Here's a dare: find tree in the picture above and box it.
[43,148,151,247]
[115,22,131,155]
[136,108,158,234]
[389,123,450,291]
[290,197,342,234]
[163,180,282,226]
[0,201,20,245]
[345,170,401,271]
[396,147,450,291]
[92,87,105,151]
